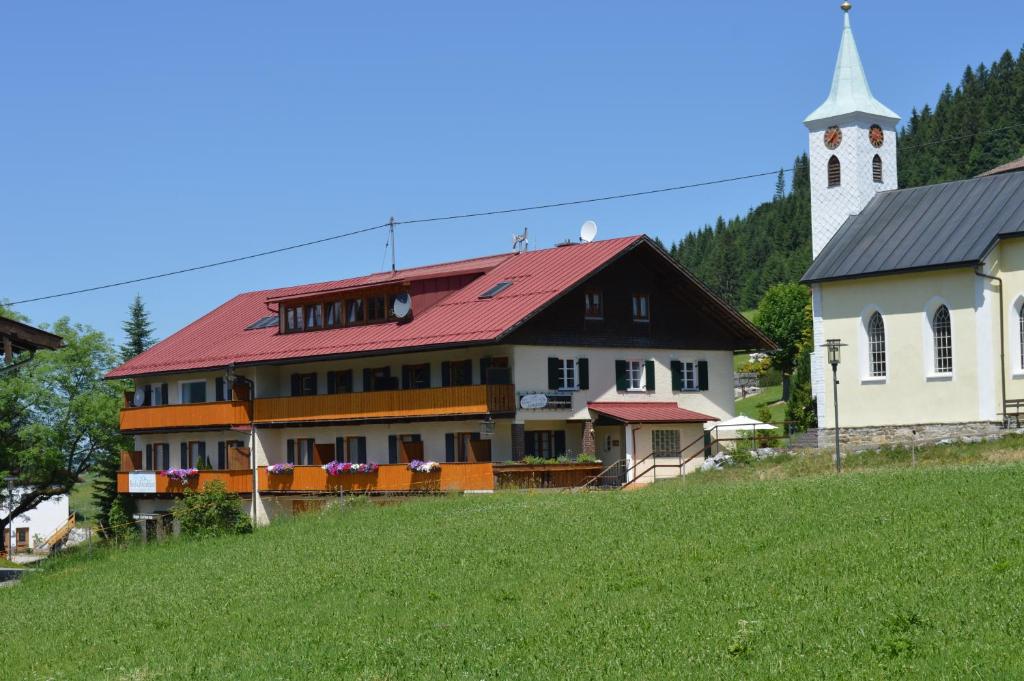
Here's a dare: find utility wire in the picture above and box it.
[8,119,1024,307]
[7,168,785,306]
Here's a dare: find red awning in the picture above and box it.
[587,402,718,424]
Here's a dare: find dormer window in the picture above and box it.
[632,294,650,322]
[585,291,603,320]
[277,286,409,334]
[367,296,387,322]
[346,298,364,324]
[305,304,323,330]
[326,301,341,327]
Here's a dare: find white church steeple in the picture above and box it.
[805,2,900,259]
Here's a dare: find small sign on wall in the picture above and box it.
[128,472,157,494]
[519,393,549,409]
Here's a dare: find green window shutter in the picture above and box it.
[445,433,455,462]
[577,358,589,390]
[217,441,226,470]
[215,377,225,402]
[547,357,561,390]
[553,431,566,457]
[645,360,656,391]
[362,368,372,392]
[441,362,451,387]
[480,357,492,385]
[145,444,153,470]
[388,435,398,464]
[671,361,683,392]
[290,374,301,397]
[698,361,709,391]
[356,438,367,464]
[286,439,295,464]
[335,436,344,463]
[615,360,628,391]
[179,442,188,468]
[327,371,336,394]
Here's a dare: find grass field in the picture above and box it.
[5,439,1024,679]
[68,472,98,526]
[734,383,785,422]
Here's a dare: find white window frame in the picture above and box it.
[558,358,578,391]
[584,291,603,320]
[1011,295,1024,379]
[922,296,954,380]
[678,361,699,391]
[179,379,208,404]
[626,359,645,392]
[632,294,650,323]
[858,305,887,383]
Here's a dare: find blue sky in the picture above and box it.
[4,0,1023,345]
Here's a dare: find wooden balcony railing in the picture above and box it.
[493,463,604,489]
[117,470,254,495]
[119,401,252,432]
[259,463,494,493]
[254,384,515,424]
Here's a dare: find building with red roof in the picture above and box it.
[112,235,772,523]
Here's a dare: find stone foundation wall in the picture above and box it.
[816,421,1014,452]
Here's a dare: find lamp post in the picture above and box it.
[823,339,846,473]
[226,364,258,526]
[5,475,15,557]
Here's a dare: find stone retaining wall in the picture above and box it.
[815,422,1017,452]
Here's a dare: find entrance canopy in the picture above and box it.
[587,402,717,424]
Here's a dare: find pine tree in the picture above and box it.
[120,295,156,363]
[773,169,786,201]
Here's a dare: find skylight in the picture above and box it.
[245,315,279,331]
[478,281,512,299]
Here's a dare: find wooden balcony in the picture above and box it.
[259,463,494,493]
[119,401,252,432]
[117,470,253,495]
[253,384,515,425]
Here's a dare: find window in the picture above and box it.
[627,360,645,391]
[932,305,952,374]
[584,291,603,319]
[16,528,28,548]
[652,430,680,455]
[442,359,473,387]
[524,430,566,459]
[326,301,341,327]
[290,373,317,397]
[287,438,316,465]
[828,155,841,188]
[632,294,650,322]
[285,306,301,332]
[678,362,698,391]
[873,154,883,183]
[305,304,323,330]
[867,311,886,377]
[365,367,395,391]
[367,296,387,322]
[145,383,168,406]
[217,440,243,470]
[346,298,365,324]
[187,441,208,468]
[155,443,170,470]
[246,315,279,331]
[180,381,207,404]
[558,358,577,390]
[479,281,512,299]
[327,369,353,394]
[402,364,431,389]
[338,437,366,464]
[1019,301,1024,371]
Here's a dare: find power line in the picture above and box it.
[7,168,785,306]
[900,121,1024,151]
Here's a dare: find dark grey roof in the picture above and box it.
[802,171,1024,283]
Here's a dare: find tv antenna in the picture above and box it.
[388,216,397,273]
[512,228,529,253]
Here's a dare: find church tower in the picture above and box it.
[805,2,900,258]
[807,2,900,427]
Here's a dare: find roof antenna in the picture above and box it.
[512,227,529,254]
[389,216,397,273]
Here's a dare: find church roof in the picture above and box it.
[979,156,1024,177]
[802,170,1024,284]
[804,9,900,125]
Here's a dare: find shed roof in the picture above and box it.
[802,171,1024,284]
[587,402,718,424]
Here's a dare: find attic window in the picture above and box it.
[246,315,279,331]
[479,281,512,299]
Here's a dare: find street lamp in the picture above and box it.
[225,364,258,526]
[822,339,847,473]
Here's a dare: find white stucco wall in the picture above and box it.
[3,491,69,550]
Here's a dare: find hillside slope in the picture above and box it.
[673,47,1024,309]
[4,462,1024,679]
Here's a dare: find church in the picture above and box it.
[801,3,1024,447]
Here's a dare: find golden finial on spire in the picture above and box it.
[841,1,852,11]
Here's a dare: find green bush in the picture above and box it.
[173,481,252,538]
[106,494,139,545]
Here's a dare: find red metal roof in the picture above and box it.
[107,237,644,378]
[587,402,719,424]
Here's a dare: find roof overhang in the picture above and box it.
[588,401,719,424]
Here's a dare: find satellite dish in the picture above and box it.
[580,220,598,243]
[392,292,412,320]
[132,387,146,407]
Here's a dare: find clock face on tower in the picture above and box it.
[869,125,885,148]
[824,126,843,150]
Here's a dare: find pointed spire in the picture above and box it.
[804,3,899,124]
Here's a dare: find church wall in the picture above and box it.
[990,237,1024,406]
[818,268,984,428]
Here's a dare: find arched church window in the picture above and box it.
[1018,301,1024,370]
[867,311,886,377]
[873,154,883,183]
[828,156,841,188]
[932,305,952,374]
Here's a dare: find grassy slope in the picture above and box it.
[68,472,98,526]
[734,384,785,422]
[5,444,1024,679]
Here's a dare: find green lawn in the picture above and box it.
[68,472,99,526]
[5,446,1024,679]
[734,383,785,422]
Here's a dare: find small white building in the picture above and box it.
[3,492,70,554]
